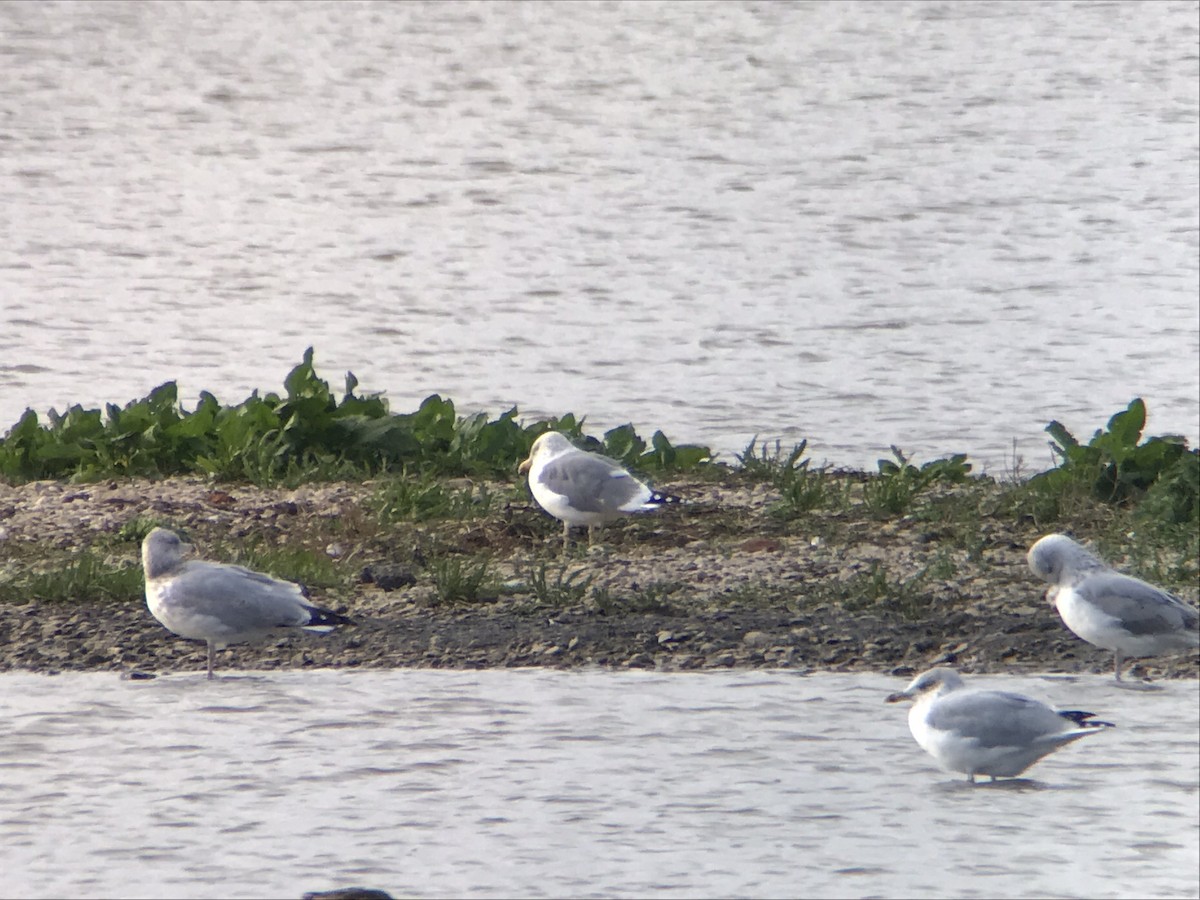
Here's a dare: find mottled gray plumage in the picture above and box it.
[142,528,352,679]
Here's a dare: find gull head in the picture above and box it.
[886,666,966,704]
[1027,533,1104,585]
[141,527,194,580]
[518,431,575,475]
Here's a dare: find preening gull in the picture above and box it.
[518,432,678,549]
[142,527,353,679]
[886,667,1113,782]
[1027,533,1199,681]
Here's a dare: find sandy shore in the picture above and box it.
[0,474,1196,680]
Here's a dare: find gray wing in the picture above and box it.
[170,561,312,630]
[215,562,311,597]
[537,451,649,513]
[1075,571,1200,636]
[927,691,1069,748]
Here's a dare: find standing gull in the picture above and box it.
[142,527,353,679]
[1027,533,1199,681]
[886,667,1114,782]
[518,432,678,550]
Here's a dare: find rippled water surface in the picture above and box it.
[1,669,1197,899]
[0,1,1197,470]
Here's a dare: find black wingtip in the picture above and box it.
[648,490,685,506]
[305,605,355,627]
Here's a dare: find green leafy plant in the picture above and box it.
[1036,398,1194,509]
[0,349,712,485]
[0,384,214,482]
[1136,451,1200,527]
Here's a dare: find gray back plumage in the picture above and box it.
[168,560,314,631]
[1076,571,1200,637]
[926,690,1080,748]
[537,453,647,513]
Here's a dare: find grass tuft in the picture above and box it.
[427,555,496,606]
[0,552,144,604]
[520,562,595,607]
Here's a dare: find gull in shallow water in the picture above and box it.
[1027,533,1199,681]
[141,527,353,679]
[886,667,1114,782]
[518,432,679,550]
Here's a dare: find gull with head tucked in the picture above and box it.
[141,527,353,679]
[518,432,678,550]
[886,667,1114,782]
[1027,533,1199,681]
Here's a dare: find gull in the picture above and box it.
[518,432,678,550]
[1027,533,1199,681]
[141,527,353,679]
[886,667,1114,782]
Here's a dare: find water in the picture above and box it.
[1,5,1198,893]
[1,1,1197,471]
[0,669,1196,899]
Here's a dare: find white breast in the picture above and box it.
[1054,585,1127,653]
